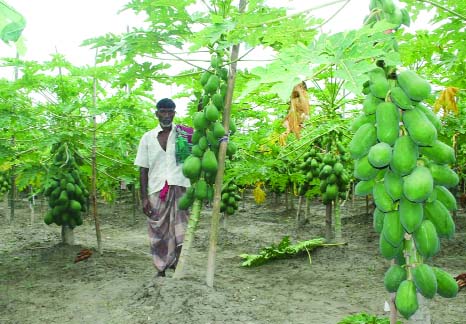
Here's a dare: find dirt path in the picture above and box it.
[1,194,465,324]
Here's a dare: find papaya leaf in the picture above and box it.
[240,236,327,267]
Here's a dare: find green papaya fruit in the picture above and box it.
[373,181,395,212]
[384,264,407,293]
[205,104,219,122]
[424,200,455,238]
[413,220,440,259]
[182,156,202,180]
[390,135,418,176]
[403,166,433,203]
[412,263,437,299]
[349,123,377,159]
[403,107,437,146]
[368,142,392,168]
[201,150,218,174]
[382,210,404,247]
[390,87,413,110]
[434,186,457,211]
[432,266,459,298]
[395,280,419,319]
[399,195,423,233]
[397,70,431,101]
[429,163,459,188]
[384,169,403,201]
[419,140,455,165]
[373,208,385,233]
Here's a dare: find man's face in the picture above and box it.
[156,108,175,128]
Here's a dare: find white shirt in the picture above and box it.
[134,125,191,195]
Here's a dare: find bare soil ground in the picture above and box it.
[1,192,465,324]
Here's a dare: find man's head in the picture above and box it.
[155,98,176,128]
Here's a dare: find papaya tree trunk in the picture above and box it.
[289,184,295,210]
[325,202,332,240]
[132,184,137,225]
[366,195,370,216]
[61,225,74,245]
[9,172,15,222]
[334,199,341,240]
[304,197,310,221]
[241,188,245,210]
[29,187,35,225]
[296,196,302,228]
[285,187,289,210]
[173,199,202,279]
[389,292,397,324]
[205,2,245,287]
[3,193,9,223]
[408,294,431,324]
[222,212,229,229]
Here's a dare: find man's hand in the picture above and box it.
[142,197,152,217]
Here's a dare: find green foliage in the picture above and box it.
[338,312,400,324]
[242,21,401,101]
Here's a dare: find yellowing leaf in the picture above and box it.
[279,82,310,144]
[0,162,13,172]
[253,182,266,204]
[434,87,459,116]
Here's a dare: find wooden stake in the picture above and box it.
[91,73,102,255]
[205,0,246,288]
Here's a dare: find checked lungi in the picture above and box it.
[147,185,189,272]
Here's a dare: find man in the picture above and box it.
[134,98,191,277]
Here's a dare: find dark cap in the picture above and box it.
[156,98,176,110]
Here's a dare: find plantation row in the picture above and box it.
[1,0,465,322]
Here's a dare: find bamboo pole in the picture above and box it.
[205,0,246,288]
[173,199,202,279]
[9,52,19,223]
[92,75,102,254]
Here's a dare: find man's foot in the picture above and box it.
[168,260,178,270]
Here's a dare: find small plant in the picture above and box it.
[338,312,400,324]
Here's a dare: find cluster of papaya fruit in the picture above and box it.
[298,143,350,205]
[351,63,459,319]
[0,172,10,195]
[364,0,410,30]
[179,51,237,210]
[220,181,242,215]
[42,144,89,228]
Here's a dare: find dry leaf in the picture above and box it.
[434,87,459,116]
[279,81,310,144]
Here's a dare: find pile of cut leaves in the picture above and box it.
[240,236,343,267]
